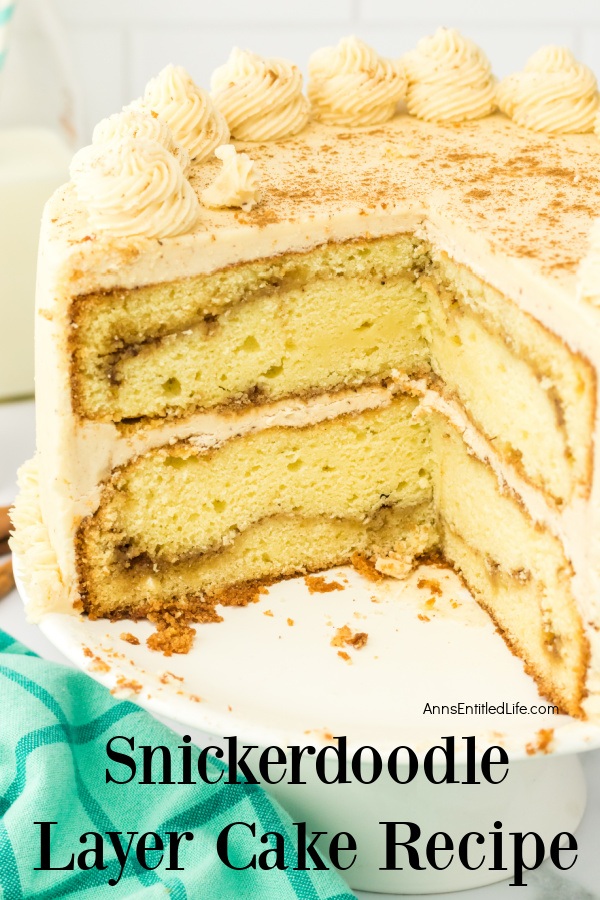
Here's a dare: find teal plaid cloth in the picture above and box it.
[0,630,356,899]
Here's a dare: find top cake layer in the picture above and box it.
[43,113,600,307]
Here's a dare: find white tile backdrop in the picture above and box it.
[19,0,600,141]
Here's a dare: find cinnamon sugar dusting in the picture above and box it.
[53,114,600,298]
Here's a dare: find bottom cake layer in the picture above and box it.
[14,389,589,718]
[433,423,586,719]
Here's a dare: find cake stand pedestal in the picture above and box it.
[17,560,600,894]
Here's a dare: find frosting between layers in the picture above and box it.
[143,64,230,162]
[403,28,495,123]
[308,36,406,127]
[211,48,310,141]
[497,46,599,134]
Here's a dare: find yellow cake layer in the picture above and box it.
[73,234,427,420]
[80,503,436,619]
[427,253,595,506]
[70,235,594,506]
[102,275,428,420]
[77,397,587,714]
[433,421,587,718]
[83,396,432,565]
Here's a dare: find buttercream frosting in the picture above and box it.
[308,36,405,127]
[497,46,599,134]
[403,27,495,123]
[143,64,229,162]
[70,138,200,238]
[577,219,600,307]
[211,48,309,141]
[20,72,600,721]
[92,106,190,173]
[201,144,258,210]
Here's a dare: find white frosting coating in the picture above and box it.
[308,36,406,127]
[497,46,599,134]
[143,64,229,162]
[92,106,190,173]
[403,28,495,123]
[577,219,600,307]
[70,138,200,238]
[201,144,258,211]
[23,111,600,719]
[211,48,309,141]
[9,456,73,621]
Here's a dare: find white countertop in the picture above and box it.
[1,398,599,900]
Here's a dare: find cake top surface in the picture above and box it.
[46,114,600,296]
[41,34,600,310]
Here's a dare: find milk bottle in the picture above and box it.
[0,0,77,399]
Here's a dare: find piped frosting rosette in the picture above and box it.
[496,46,599,134]
[70,138,200,238]
[211,48,309,141]
[92,106,191,173]
[308,36,406,127]
[143,64,229,161]
[403,27,496,123]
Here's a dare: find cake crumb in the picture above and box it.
[418,578,442,595]
[337,651,351,663]
[331,624,369,650]
[351,553,384,582]
[305,574,345,593]
[120,632,140,645]
[159,671,184,684]
[112,676,143,695]
[526,728,555,756]
[287,618,294,626]
[264,609,274,617]
[146,611,196,657]
[418,614,430,622]
[424,598,436,609]
[89,656,110,673]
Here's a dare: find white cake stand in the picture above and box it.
[15,561,600,894]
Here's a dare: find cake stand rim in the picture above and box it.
[14,553,600,764]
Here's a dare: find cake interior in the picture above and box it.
[71,234,596,718]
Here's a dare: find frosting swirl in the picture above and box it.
[307,36,405,127]
[497,47,598,134]
[143,64,229,161]
[403,27,495,123]
[92,106,190,173]
[211,48,309,141]
[201,144,258,211]
[70,138,200,238]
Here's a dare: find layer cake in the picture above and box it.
[11,32,600,720]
